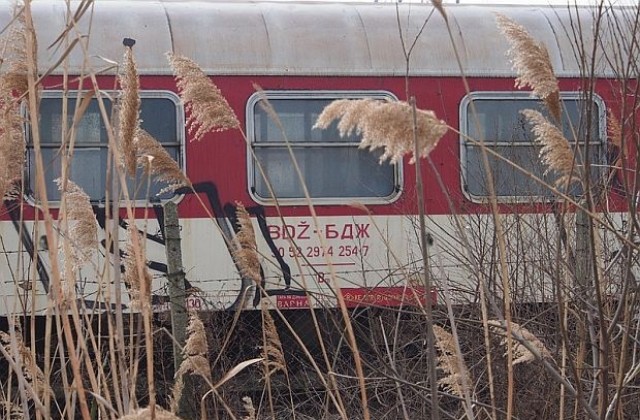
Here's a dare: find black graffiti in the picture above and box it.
[7,201,50,293]
[7,180,298,311]
[183,182,293,309]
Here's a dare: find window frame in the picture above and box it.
[25,89,185,207]
[246,90,403,206]
[459,91,607,203]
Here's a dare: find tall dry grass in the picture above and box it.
[0,2,639,420]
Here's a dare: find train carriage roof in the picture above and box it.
[0,1,634,77]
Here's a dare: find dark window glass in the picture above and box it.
[28,95,181,202]
[252,97,396,200]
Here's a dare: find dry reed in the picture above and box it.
[1,9,32,98]
[167,53,239,141]
[118,45,140,176]
[0,331,52,401]
[521,109,579,187]
[2,402,23,420]
[242,396,256,420]
[123,225,152,309]
[55,178,98,270]
[170,312,212,413]
[0,88,25,202]
[134,128,191,194]
[607,111,622,149]
[233,202,261,285]
[432,325,472,398]
[0,12,28,203]
[118,406,184,420]
[488,320,552,365]
[496,13,561,122]
[314,99,447,164]
[261,300,286,378]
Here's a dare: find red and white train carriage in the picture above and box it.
[0,0,632,316]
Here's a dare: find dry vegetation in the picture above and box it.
[0,1,639,420]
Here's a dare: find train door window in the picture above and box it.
[460,92,605,200]
[247,91,401,204]
[27,91,183,203]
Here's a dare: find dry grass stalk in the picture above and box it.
[170,312,212,413]
[118,45,140,176]
[261,300,286,377]
[118,405,184,420]
[233,202,261,285]
[431,0,446,18]
[167,53,239,141]
[314,99,447,164]
[134,128,191,194]
[496,13,561,122]
[55,178,98,270]
[432,325,472,398]
[521,109,579,187]
[488,320,552,365]
[241,396,256,420]
[123,225,152,310]
[0,331,52,402]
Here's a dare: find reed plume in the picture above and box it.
[496,13,561,122]
[0,90,25,202]
[118,45,140,176]
[521,109,579,187]
[2,401,23,420]
[170,312,212,413]
[314,99,447,164]
[0,8,34,203]
[167,53,239,141]
[0,331,52,402]
[607,111,624,186]
[118,406,183,420]
[241,396,256,420]
[488,320,552,365]
[607,110,622,150]
[55,178,98,270]
[123,226,152,310]
[433,325,472,398]
[1,8,32,98]
[134,128,191,194]
[261,300,286,377]
[233,202,261,285]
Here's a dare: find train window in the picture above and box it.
[247,91,401,204]
[27,91,183,203]
[460,92,605,200]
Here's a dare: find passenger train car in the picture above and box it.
[0,0,633,316]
